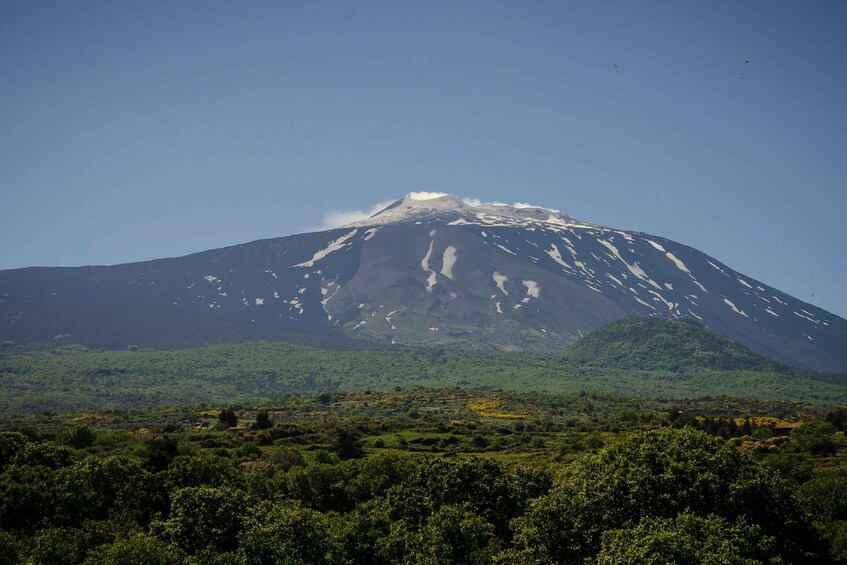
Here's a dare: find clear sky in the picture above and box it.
[1,2,845,317]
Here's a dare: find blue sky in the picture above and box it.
[2,2,845,317]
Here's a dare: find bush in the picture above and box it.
[268,448,306,471]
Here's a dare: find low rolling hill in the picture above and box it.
[559,318,787,373]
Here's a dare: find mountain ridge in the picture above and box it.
[1,193,845,373]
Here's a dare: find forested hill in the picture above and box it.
[3,337,847,414]
[559,318,790,373]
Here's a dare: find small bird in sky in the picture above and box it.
[613,64,618,68]
[745,59,750,63]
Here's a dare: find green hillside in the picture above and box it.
[560,318,786,373]
[2,332,846,414]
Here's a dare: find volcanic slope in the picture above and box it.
[0,193,844,372]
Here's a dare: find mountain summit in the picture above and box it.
[1,193,845,372]
[346,192,588,229]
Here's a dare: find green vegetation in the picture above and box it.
[2,319,845,561]
[559,317,787,372]
[1,390,846,563]
[1,328,845,415]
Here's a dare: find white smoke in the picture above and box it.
[320,200,395,230]
[320,193,549,229]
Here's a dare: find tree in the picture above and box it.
[83,534,184,565]
[136,434,180,472]
[158,486,247,554]
[58,425,95,449]
[791,421,837,456]
[332,429,364,460]
[238,501,338,564]
[407,505,498,564]
[826,408,847,431]
[334,498,394,564]
[0,464,54,531]
[165,454,238,490]
[386,457,550,541]
[219,409,238,428]
[28,524,113,565]
[0,531,20,564]
[512,428,826,563]
[0,432,30,470]
[255,410,272,430]
[13,442,73,469]
[596,513,780,564]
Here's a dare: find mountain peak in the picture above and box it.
[344,193,591,228]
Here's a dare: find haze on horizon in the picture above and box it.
[1,2,845,318]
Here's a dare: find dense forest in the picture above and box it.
[1,390,846,563]
[2,325,846,415]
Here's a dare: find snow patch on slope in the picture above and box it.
[493,272,509,295]
[598,239,662,290]
[441,246,457,280]
[294,230,358,267]
[522,280,540,298]
[545,244,573,271]
[723,297,748,317]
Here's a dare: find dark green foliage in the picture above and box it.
[0,531,20,564]
[137,434,179,472]
[57,425,95,449]
[82,534,183,565]
[165,454,238,490]
[238,501,338,564]
[13,442,73,469]
[828,408,847,431]
[406,505,498,564]
[254,410,272,430]
[0,432,29,470]
[596,513,780,564]
[0,396,843,564]
[158,485,247,554]
[560,317,786,372]
[387,457,552,540]
[792,421,838,456]
[29,527,93,565]
[28,522,114,565]
[334,498,394,564]
[332,428,365,460]
[512,428,826,562]
[0,464,55,531]
[267,448,306,471]
[218,409,238,428]
[798,470,847,522]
